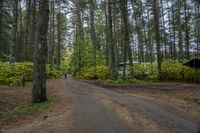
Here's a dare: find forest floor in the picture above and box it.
[0,79,72,133]
[0,78,200,133]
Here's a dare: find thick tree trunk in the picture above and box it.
[104,2,109,66]
[146,3,153,63]
[11,0,19,61]
[160,0,167,59]
[184,0,190,59]
[166,0,173,59]
[50,0,55,70]
[121,0,129,79]
[178,0,183,60]
[0,1,3,57]
[31,0,37,61]
[89,0,97,67]
[108,0,115,80]
[24,0,32,61]
[153,0,162,80]
[195,2,200,58]
[123,1,132,67]
[56,7,61,70]
[135,17,144,63]
[75,0,84,76]
[171,3,177,59]
[32,0,49,103]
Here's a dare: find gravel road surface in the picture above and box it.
[65,79,200,133]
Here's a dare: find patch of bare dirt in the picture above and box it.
[0,79,72,133]
[85,80,200,120]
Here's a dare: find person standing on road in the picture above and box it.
[64,73,67,79]
[22,74,26,87]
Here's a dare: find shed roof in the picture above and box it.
[183,59,200,69]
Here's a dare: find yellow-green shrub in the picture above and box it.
[128,63,157,79]
[160,60,200,81]
[0,62,62,86]
[96,66,109,80]
[161,60,183,80]
[82,67,97,80]
[127,60,200,82]
[82,65,109,80]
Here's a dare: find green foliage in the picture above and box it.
[0,62,62,86]
[96,66,109,80]
[0,62,33,86]
[82,67,97,80]
[2,97,56,120]
[71,37,106,76]
[46,64,63,79]
[127,60,200,82]
[161,60,183,80]
[160,60,200,81]
[82,65,109,80]
[1,54,15,62]
[128,63,157,79]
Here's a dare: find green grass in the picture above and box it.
[2,97,57,120]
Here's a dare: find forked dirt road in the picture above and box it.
[66,79,200,133]
[2,79,200,133]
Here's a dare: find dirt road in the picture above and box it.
[65,79,200,133]
[1,79,200,133]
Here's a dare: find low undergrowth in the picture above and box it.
[1,97,57,120]
[76,60,200,83]
[0,62,62,86]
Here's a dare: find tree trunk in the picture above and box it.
[31,0,37,61]
[17,2,24,62]
[24,0,32,61]
[108,0,115,80]
[0,1,4,58]
[50,0,55,70]
[11,0,19,61]
[89,0,97,67]
[153,0,162,80]
[178,0,183,60]
[171,2,177,59]
[121,0,131,79]
[184,0,190,59]
[146,3,153,63]
[75,0,84,76]
[166,0,173,59]
[195,1,200,58]
[32,0,49,103]
[56,1,61,70]
[160,0,167,59]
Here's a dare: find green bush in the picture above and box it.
[128,63,157,79]
[161,60,183,80]
[127,60,200,82]
[82,67,97,80]
[0,62,62,86]
[46,64,62,79]
[160,60,200,81]
[82,65,109,80]
[96,66,109,80]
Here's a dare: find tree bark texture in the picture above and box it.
[32,0,49,103]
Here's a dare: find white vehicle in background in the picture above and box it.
[118,61,151,77]
[118,61,131,77]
